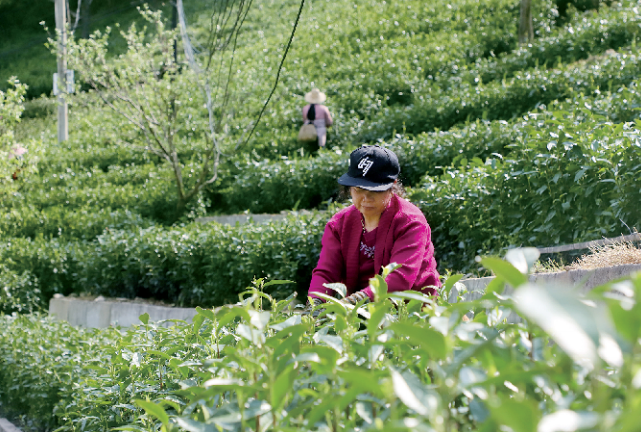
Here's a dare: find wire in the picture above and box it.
[242,0,306,147]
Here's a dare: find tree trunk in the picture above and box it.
[171,0,178,65]
[81,0,93,39]
[518,0,534,44]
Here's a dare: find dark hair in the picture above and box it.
[339,181,406,201]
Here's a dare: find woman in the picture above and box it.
[307,145,440,309]
[302,88,333,149]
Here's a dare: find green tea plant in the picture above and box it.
[0,210,330,306]
[0,264,41,314]
[1,255,641,431]
[410,114,641,272]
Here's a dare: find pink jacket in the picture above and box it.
[309,195,440,301]
[302,104,333,125]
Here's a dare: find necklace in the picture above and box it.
[361,217,367,234]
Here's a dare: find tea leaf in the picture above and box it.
[134,399,169,426]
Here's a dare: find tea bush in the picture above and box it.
[218,59,641,215]
[0,206,153,241]
[0,237,84,302]
[0,265,41,315]
[364,46,641,140]
[1,257,640,431]
[410,115,641,271]
[0,211,330,307]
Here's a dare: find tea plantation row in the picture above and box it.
[251,1,641,154]
[0,211,329,314]
[4,68,641,312]
[5,102,640,314]
[1,258,640,431]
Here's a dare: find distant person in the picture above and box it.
[7,144,27,180]
[301,88,333,151]
[305,145,440,311]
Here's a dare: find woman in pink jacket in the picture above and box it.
[302,88,333,149]
[307,145,440,309]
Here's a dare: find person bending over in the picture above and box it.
[306,145,440,310]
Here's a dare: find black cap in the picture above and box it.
[337,145,400,191]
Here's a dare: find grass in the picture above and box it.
[568,241,641,270]
[534,241,641,273]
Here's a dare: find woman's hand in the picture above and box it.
[340,291,370,306]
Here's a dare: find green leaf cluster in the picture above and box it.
[1,260,641,432]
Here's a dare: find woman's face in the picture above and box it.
[350,187,393,218]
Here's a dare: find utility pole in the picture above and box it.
[55,0,69,142]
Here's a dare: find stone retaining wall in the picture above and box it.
[0,418,21,432]
[49,263,641,329]
[459,263,641,301]
[49,296,198,328]
[195,210,319,226]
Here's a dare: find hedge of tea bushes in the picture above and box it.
[214,120,519,214]
[0,210,329,308]
[0,206,154,241]
[216,62,641,215]
[410,115,641,271]
[191,0,638,159]
[362,45,641,140]
[1,264,641,432]
[243,2,641,159]
[0,265,41,315]
[441,3,641,89]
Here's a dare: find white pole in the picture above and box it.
[55,0,69,142]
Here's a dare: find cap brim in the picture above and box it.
[337,173,394,191]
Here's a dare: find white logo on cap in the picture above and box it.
[358,157,374,176]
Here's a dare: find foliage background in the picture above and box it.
[1,0,640,310]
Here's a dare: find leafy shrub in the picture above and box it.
[0,211,329,307]
[216,151,349,213]
[0,205,153,240]
[1,261,641,431]
[0,265,41,314]
[365,47,641,140]
[410,115,641,271]
[73,212,327,306]
[0,237,83,301]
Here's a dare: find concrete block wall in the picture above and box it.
[195,210,319,226]
[459,263,641,296]
[0,418,21,432]
[49,296,198,328]
[49,263,641,329]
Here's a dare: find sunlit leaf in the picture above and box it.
[390,367,438,416]
[370,274,389,302]
[391,322,447,359]
[134,399,169,426]
[323,282,347,298]
[505,247,540,274]
[538,410,599,432]
[514,283,599,367]
[262,279,294,287]
[480,257,527,287]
